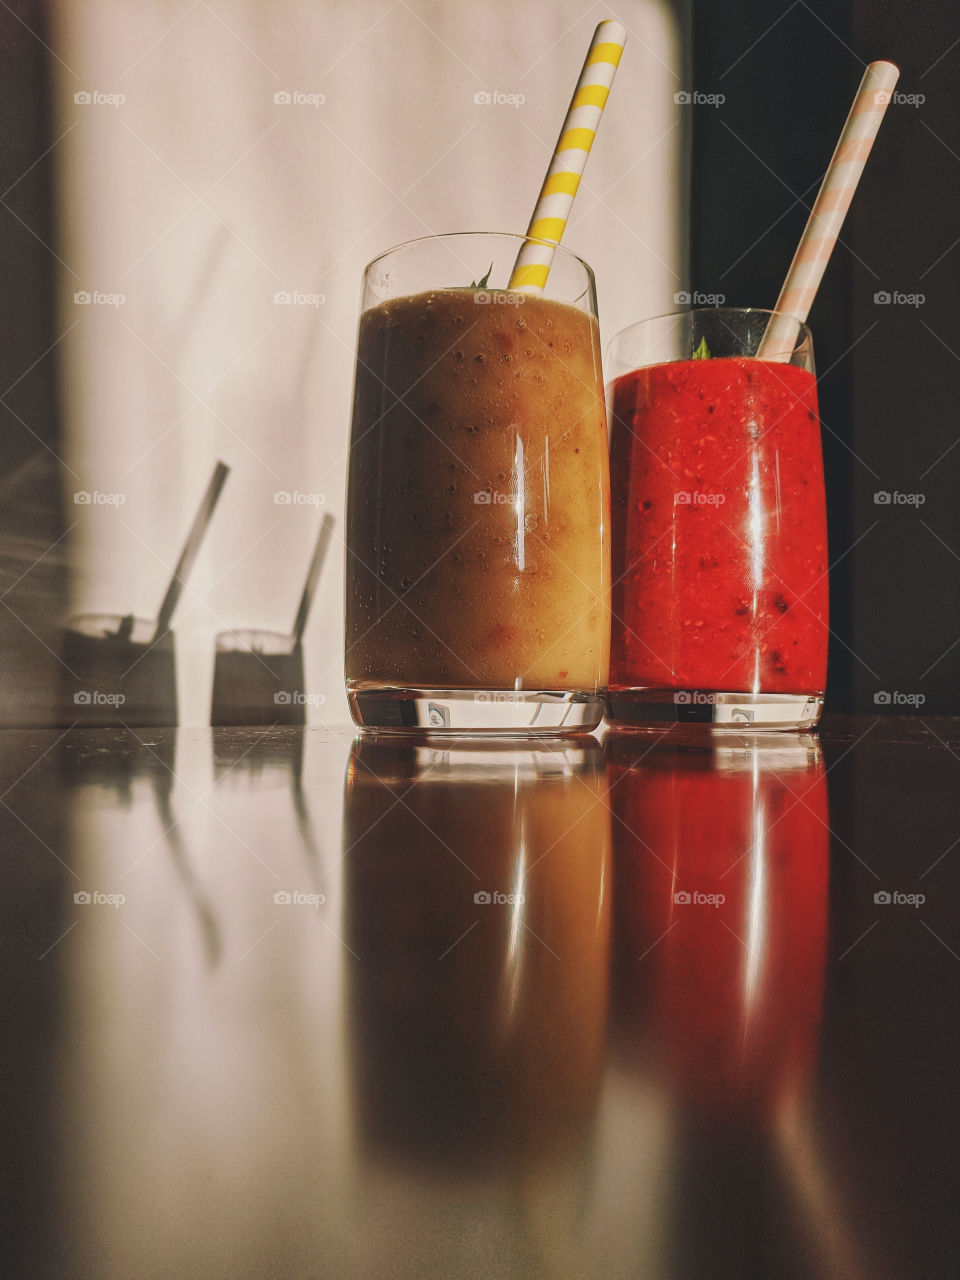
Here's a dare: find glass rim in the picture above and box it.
[215,627,299,650]
[362,230,596,285]
[608,305,813,352]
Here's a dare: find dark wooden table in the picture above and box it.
[1,717,957,1279]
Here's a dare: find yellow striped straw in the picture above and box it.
[758,60,900,360]
[507,19,627,294]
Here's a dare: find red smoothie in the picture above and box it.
[609,357,828,694]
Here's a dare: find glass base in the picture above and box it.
[347,686,603,736]
[605,689,823,734]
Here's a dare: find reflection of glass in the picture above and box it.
[59,731,220,966]
[606,734,828,1119]
[211,728,324,890]
[59,725,177,802]
[212,725,304,787]
[210,630,305,726]
[59,615,177,727]
[606,308,828,732]
[344,231,610,734]
[344,738,610,1172]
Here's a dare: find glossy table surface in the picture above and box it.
[1,717,958,1280]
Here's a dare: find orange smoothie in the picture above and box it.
[345,289,610,693]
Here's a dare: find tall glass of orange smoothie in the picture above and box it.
[345,233,610,734]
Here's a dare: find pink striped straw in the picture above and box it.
[758,60,900,361]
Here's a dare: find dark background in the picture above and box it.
[0,0,65,728]
[692,0,960,713]
[0,0,957,720]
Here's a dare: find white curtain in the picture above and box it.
[54,0,686,726]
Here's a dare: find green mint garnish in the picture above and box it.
[469,263,493,289]
[692,335,711,360]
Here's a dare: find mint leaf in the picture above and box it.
[469,263,493,289]
[692,335,711,360]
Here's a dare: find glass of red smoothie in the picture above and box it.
[606,307,828,732]
[345,233,610,734]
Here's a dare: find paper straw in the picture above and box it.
[292,512,335,644]
[507,19,626,294]
[152,460,230,641]
[758,60,899,360]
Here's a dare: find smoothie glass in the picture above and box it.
[345,232,610,734]
[606,308,828,732]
